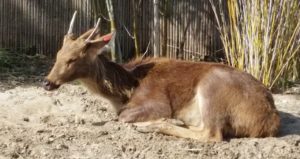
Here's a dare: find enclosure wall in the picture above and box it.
[0,0,222,60]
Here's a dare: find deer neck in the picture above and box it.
[80,55,138,111]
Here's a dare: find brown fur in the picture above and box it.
[44,29,280,141]
[119,59,280,139]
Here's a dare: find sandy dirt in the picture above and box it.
[0,80,300,159]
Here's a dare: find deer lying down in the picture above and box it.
[43,12,280,142]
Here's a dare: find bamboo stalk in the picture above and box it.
[210,0,300,89]
[105,0,117,62]
[153,0,160,57]
[132,1,140,57]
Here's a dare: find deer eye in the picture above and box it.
[67,58,77,65]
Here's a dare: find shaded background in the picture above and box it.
[0,0,223,61]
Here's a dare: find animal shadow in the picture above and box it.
[278,111,300,136]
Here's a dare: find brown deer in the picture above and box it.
[43,12,280,142]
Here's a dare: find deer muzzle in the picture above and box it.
[42,79,60,91]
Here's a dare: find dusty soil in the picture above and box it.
[0,80,300,159]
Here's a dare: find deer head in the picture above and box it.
[43,11,114,91]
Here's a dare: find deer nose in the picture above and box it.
[43,79,50,87]
[42,79,60,91]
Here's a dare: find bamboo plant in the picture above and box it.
[210,0,300,89]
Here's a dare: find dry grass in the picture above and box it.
[210,0,300,89]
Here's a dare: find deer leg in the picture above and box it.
[134,118,185,127]
[134,118,223,142]
[118,102,172,123]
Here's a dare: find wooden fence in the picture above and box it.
[0,0,92,57]
[158,0,223,60]
[0,0,223,61]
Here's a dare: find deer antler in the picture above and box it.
[67,11,78,35]
[85,18,101,43]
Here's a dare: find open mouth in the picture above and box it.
[42,80,61,91]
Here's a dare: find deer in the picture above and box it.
[43,11,280,142]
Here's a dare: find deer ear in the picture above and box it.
[103,31,116,43]
[96,32,116,55]
[87,32,115,44]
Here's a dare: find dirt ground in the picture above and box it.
[0,79,300,159]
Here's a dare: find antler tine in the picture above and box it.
[85,18,101,43]
[67,11,78,35]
